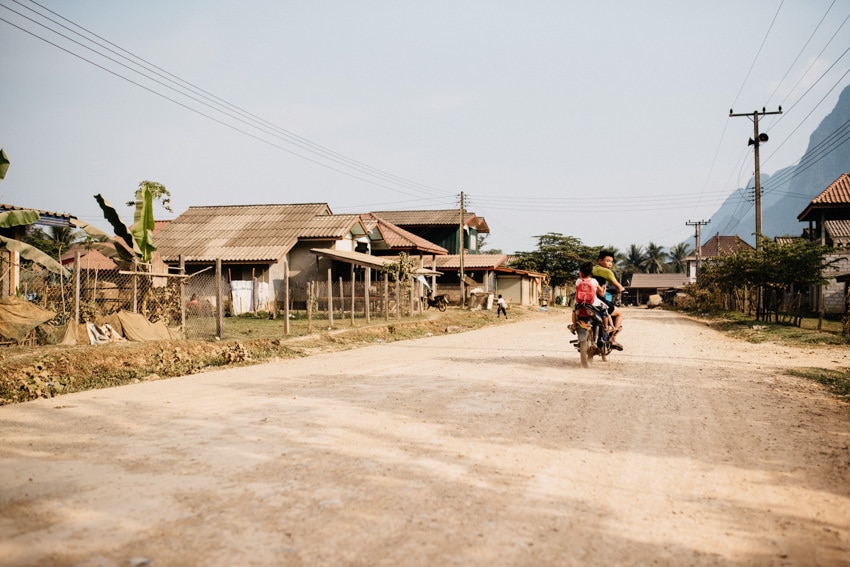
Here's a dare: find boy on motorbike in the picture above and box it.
[569,261,614,335]
[592,250,625,350]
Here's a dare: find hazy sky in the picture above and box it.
[2,1,849,254]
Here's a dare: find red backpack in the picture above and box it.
[575,277,596,305]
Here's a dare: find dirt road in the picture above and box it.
[1,308,849,566]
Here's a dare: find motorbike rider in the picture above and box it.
[592,250,625,350]
[569,261,614,335]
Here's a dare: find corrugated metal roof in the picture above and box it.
[629,273,689,289]
[435,254,509,269]
[798,173,850,221]
[310,248,392,270]
[371,209,490,232]
[156,203,334,262]
[1,203,76,227]
[300,214,366,239]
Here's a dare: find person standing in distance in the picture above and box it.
[592,250,625,350]
[496,294,508,319]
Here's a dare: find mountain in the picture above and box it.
[704,83,850,246]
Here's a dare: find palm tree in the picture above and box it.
[621,244,647,285]
[645,242,667,273]
[24,225,80,260]
[667,241,691,273]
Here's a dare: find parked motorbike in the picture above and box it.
[423,289,449,312]
[569,302,614,368]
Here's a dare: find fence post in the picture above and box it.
[327,268,333,329]
[74,251,81,324]
[284,258,290,335]
[179,255,186,339]
[395,278,400,319]
[350,264,355,327]
[365,267,371,324]
[384,271,389,321]
[215,258,223,339]
[307,281,313,333]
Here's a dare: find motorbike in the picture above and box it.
[422,289,449,312]
[569,301,614,368]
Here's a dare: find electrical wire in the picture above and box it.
[0,0,454,200]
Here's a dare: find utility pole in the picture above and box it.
[458,191,465,307]
[686,219,709,281]
[729,106,782,249]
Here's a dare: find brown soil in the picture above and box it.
[1,307,849,566]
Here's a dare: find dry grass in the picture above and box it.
[0,306,540,405]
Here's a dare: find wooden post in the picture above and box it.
[431,255,437,294]
[350,264,355,327]
[307,281,313,333]
[365,267,371,323]
[338,276,344,317]
[215,258,223,339]
[395,278,401,319]
[327,268,334,329]
[179,255,186,339]
[384,271,389,321]
[74,251,81,324]
[284,258,290,335]
[133,261,138,313]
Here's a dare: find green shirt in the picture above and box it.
[592,265,619,287]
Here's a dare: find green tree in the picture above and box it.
[23,225,81,260]
[696,236,835,320]
[0,210,69,276]
[622,244,647,280]
[511,233,595,288]
[645,242,667,273]
[667,241,691,273]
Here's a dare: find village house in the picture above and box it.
[369,209,489,255]
[797,173,850,315]
[154,203,370,314]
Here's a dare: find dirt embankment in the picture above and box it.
[1,307,849,566]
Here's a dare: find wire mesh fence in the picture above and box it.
[5,254,446,346]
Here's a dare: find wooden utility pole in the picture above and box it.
[686,219,709,281]
[729,107,782,248]
[459,191,465,307]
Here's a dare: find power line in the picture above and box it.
[0,0,454,199]
[765,0,839,109]
[729,0,785,111]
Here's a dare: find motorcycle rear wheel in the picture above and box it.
[579,337,591,368]
[437,301,447,312]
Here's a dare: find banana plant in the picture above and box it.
[0,209,70,277]
[94,183,157,270]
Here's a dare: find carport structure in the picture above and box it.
[310,248,441,325]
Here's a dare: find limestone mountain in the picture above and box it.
[705,83,850,245]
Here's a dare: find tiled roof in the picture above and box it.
[698,234,753,257]
[811,173,850,204]
[825,219,850,239]
[60,246,118,270]
[435,254,509,270]
[371,209,490,233]
[629,273,689,289]
[155,203,339,262]
[361,213,448,254]
[798,173,850,221]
